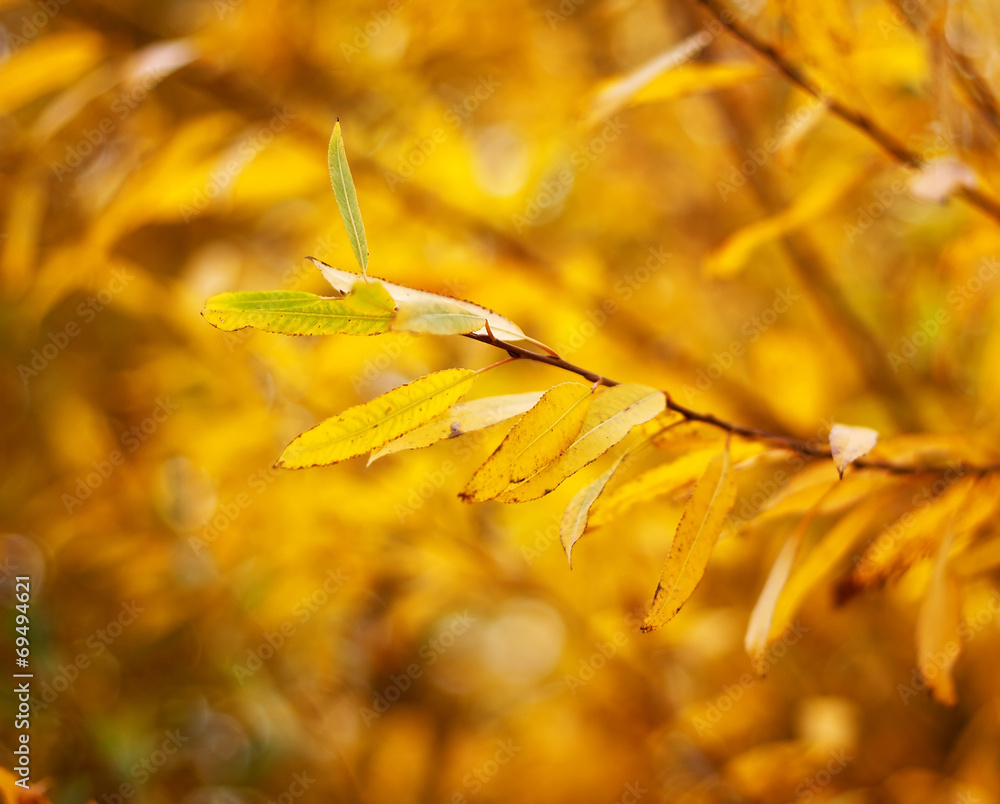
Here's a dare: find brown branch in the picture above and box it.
[465,330,1000,476]
[694,0,1000,228]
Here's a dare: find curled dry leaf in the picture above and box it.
[828,423,879,478]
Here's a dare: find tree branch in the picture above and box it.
[464,330,1000,476]
[694,0,1000,228]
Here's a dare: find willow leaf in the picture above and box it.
[328,121,369,275]
[460,382,592,503]
[497,384,665,502]
[202,282,395,336]
[642,445,738,631]
[278,368,477,469]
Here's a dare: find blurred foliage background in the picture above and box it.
[3,0,1000,801]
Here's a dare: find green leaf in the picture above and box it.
[278,368,479,469]
[201,281,396,336]
[328,121,369,276]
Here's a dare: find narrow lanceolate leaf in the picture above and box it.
[745,533,801,670]
[328,121,369,275]
[767,494,891,645]
[309,257,528,342]
[202,282,396,336]
[277,368,477,469]
[368,391,544,464]
[744,486,834,669]
[829,423,879,478]
[917,527,960,706]
[460,383,592,503]
[496,385,666,503]
[391,297,485,336]
[642,446,738,632]
[561,454,628,568]
[587,447,721,529]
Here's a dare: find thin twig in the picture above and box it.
[694,0,1000,227]
[466,330,1000,476]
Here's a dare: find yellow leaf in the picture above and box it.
[368,391,544,464]
[460,382,592,503]
[586,33,714,124]
[0,32,105,115]
[632,63,762,106]
[278,369,478,469]
[767,494,892,644]
[745,486,835,668]
[642,445,738,631]
[916,528,960,706]
[391,296,486,336]
[829,423,879,478]
[202,282,396,336]
[560,454,627,568]
[496,384,665,502]
[589,443,767,529]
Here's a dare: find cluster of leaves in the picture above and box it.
[204,126,992,662]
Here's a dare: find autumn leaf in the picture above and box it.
[560,454,628,568]
[460,382,593,503]
[309,257,528,342]
[201,282,396,335]
[496,384,665,502]
[328,121,369,275]
[829,423,880,478]
[368,391,544,463]
[642,444,738,631]
[766,493,893,645]
[278,368,478,468]
[391,296,486,335]
[916,527,961,705]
